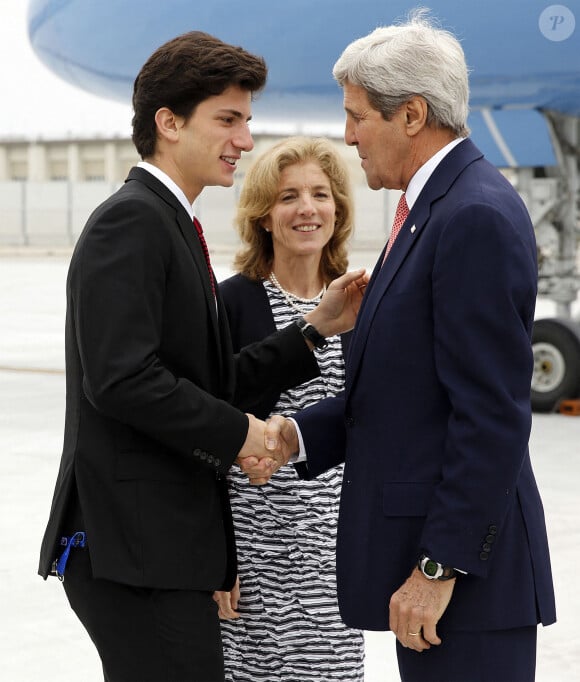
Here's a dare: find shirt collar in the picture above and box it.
[137,161,195,220]
[405,137,465,210]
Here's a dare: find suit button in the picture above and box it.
[345,416,354,427]
[207,455,214,464]
[482,543,492,552]
[488,525,497,534]
[485,534,496,544]
[214,458,221,467]
[480,552,489,561]
[200,452,207,460]
[193,448,202,457]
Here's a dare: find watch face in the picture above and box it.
[419,555,456,580]
[424,559,439,577]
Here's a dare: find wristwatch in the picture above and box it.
[418,554,457,581]
[295,317,328,349]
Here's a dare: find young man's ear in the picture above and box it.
[154,107,181,143]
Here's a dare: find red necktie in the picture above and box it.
[193,217,215,297]
[384,193,409,262]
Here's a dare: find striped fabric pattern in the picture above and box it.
[220,280,365,681]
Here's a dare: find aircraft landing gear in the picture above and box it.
[531,318,580,412]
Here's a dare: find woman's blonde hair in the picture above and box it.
[233,136,354,282]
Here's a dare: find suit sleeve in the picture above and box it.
[233,324,320,417]
[421,200,537,576]
[71,197,248,471]
[220,274,320,418]
[293,394,347,478]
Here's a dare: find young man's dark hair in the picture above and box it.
[132,31,267,158]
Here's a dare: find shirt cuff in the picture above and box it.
[287,417,307,463]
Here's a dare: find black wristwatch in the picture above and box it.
[295,317,328,349]
[418,554,457,581]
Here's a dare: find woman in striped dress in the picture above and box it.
[215,137,365,681]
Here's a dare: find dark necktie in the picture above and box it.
[193,216,215,297]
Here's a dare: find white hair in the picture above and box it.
[333,8,470,136]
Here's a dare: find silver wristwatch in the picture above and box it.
[418,554,457,581]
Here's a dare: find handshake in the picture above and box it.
[235,414,298,485]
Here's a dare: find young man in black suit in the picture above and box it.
[38,31,366,682]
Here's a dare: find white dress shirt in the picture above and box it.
[137,161,196,220]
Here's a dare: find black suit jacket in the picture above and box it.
[38,167,319,591]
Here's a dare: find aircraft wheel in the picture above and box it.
[531,318,580,412]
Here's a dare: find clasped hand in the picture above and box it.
[236,415,298,485]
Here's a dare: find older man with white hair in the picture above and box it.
[249,9,557,682]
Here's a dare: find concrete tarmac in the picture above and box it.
[1,255,578,681]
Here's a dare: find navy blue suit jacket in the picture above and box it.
[294,139,556,632]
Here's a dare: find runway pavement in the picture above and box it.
[1,255,578,681]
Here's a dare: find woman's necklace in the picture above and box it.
[268,271,326,315]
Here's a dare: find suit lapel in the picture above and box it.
[346,207,424,394]
[174,211,226,387]
[125,167,222,359]
[175,212,219,318]
[346,139,484,396]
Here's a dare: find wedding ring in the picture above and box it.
[408,631,420,636]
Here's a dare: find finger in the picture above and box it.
[219,605,240,620]
[218,593,239,620]
[231,577,241,611]
[390,602,419,650]
[238,456,274,474]
[222,603,240,620]
[247,469,274,484]
[248,476,271,486]
[246,458,278,484]
[221,610,240,620]
[242,457,276,477]
[355,272,370,294]
[421,622,441,646]
[405,633,430,652]
[388,599,400,635]
[236,455,259,468]
[403,625,427,651]
[328,268,366,290]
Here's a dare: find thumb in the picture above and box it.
[265,415,285,451]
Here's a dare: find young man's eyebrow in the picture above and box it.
[217,108,252,122]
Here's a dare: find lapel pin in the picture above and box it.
[410,225,416,234]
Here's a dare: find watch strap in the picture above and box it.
[295,317,328,349]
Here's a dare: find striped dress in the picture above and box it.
[221,280,365,682]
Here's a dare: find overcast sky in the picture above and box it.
[1,0,132,139]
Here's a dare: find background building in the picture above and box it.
[0,133,395,251]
